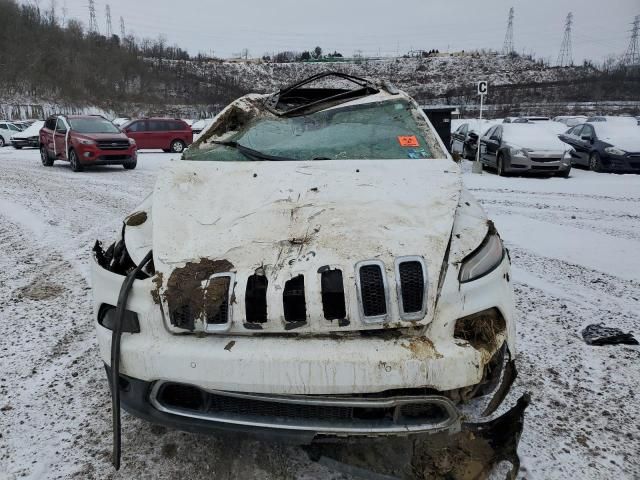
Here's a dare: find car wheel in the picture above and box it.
[14,145,22,150]
[123,158,137,170]
[589,152,604,172]
[69,149,84,172]
[559,168,571,178]
[497,154,507,176]
[40,145,54,166]
[0,136,5,147]
[170,140,186,153]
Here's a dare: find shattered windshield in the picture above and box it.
[185,100,434,161]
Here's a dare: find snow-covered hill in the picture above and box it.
[178,53,594,101]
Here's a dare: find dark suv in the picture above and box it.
[121,118,193,153]
[40,115,137,172]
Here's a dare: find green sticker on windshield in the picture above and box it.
[407,148,428,159]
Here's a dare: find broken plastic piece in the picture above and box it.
[582,323,638,346]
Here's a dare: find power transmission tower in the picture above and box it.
[622,15,640,66]
[120,16,125,38]
[557,12,574,66]
[502,7,515,55]
[105,4,112,37]
[88,0,98,33]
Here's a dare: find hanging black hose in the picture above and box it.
[110,250,153,470]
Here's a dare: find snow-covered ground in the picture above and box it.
[0,148,638,479]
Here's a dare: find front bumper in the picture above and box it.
[106,344,515,443]
[602,153,640,172]
[76,145,137,165]
[93,244,516,440]
[11,137,39,148]
[506,152,571,174]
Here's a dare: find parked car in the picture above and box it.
[503,116,549,124]
[191,118,214,136]
[39,115,137,171]
[11,120,45,149]
[586,116,638,126]
[121,118,193,153]
[558,122,640,173]
[553,115,588,127]
[479,123,571,177]
[93,73,523,464]
[0,121,22,147]
[450,119,498,159]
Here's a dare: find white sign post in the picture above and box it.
[473,81,488,173]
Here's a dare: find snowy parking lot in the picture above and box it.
[1,147,639,479]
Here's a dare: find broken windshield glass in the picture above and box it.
[184,100,434,161]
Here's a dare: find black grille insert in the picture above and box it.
[283,275,306,323]
[155,383,451,427]
[160,383,205,411]
[205,277,230,325]
[97,139,130,150]
[170,304,194,331]
[398,261,425,314]
[359,264,386,317]
[321,270,346,321]
[245,274,268,323]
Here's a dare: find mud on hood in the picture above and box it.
[151,159,462,332]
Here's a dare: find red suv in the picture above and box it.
[121,118,193,153]
[40,115,137,172]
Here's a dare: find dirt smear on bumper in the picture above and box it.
[306,394,530,480]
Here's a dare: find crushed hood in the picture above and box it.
[151,159,462,333]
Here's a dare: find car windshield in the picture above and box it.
[185,100,434,161]
[69,118,121,134]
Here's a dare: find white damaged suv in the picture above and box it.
[92,73,520,463]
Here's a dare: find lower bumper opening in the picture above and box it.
[149,382,460,435]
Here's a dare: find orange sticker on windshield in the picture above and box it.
[398,135,419,147]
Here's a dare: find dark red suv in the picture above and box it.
[40,115,137,172]
[121,118,193,153]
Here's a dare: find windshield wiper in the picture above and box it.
[212,141,297,162]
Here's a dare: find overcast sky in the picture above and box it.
[27,0,638,63]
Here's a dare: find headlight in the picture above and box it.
[510,147,527,157]
[604,146,626,156]
[459,233,505,283]
[79,139,95,145]
[128,138,136,145]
